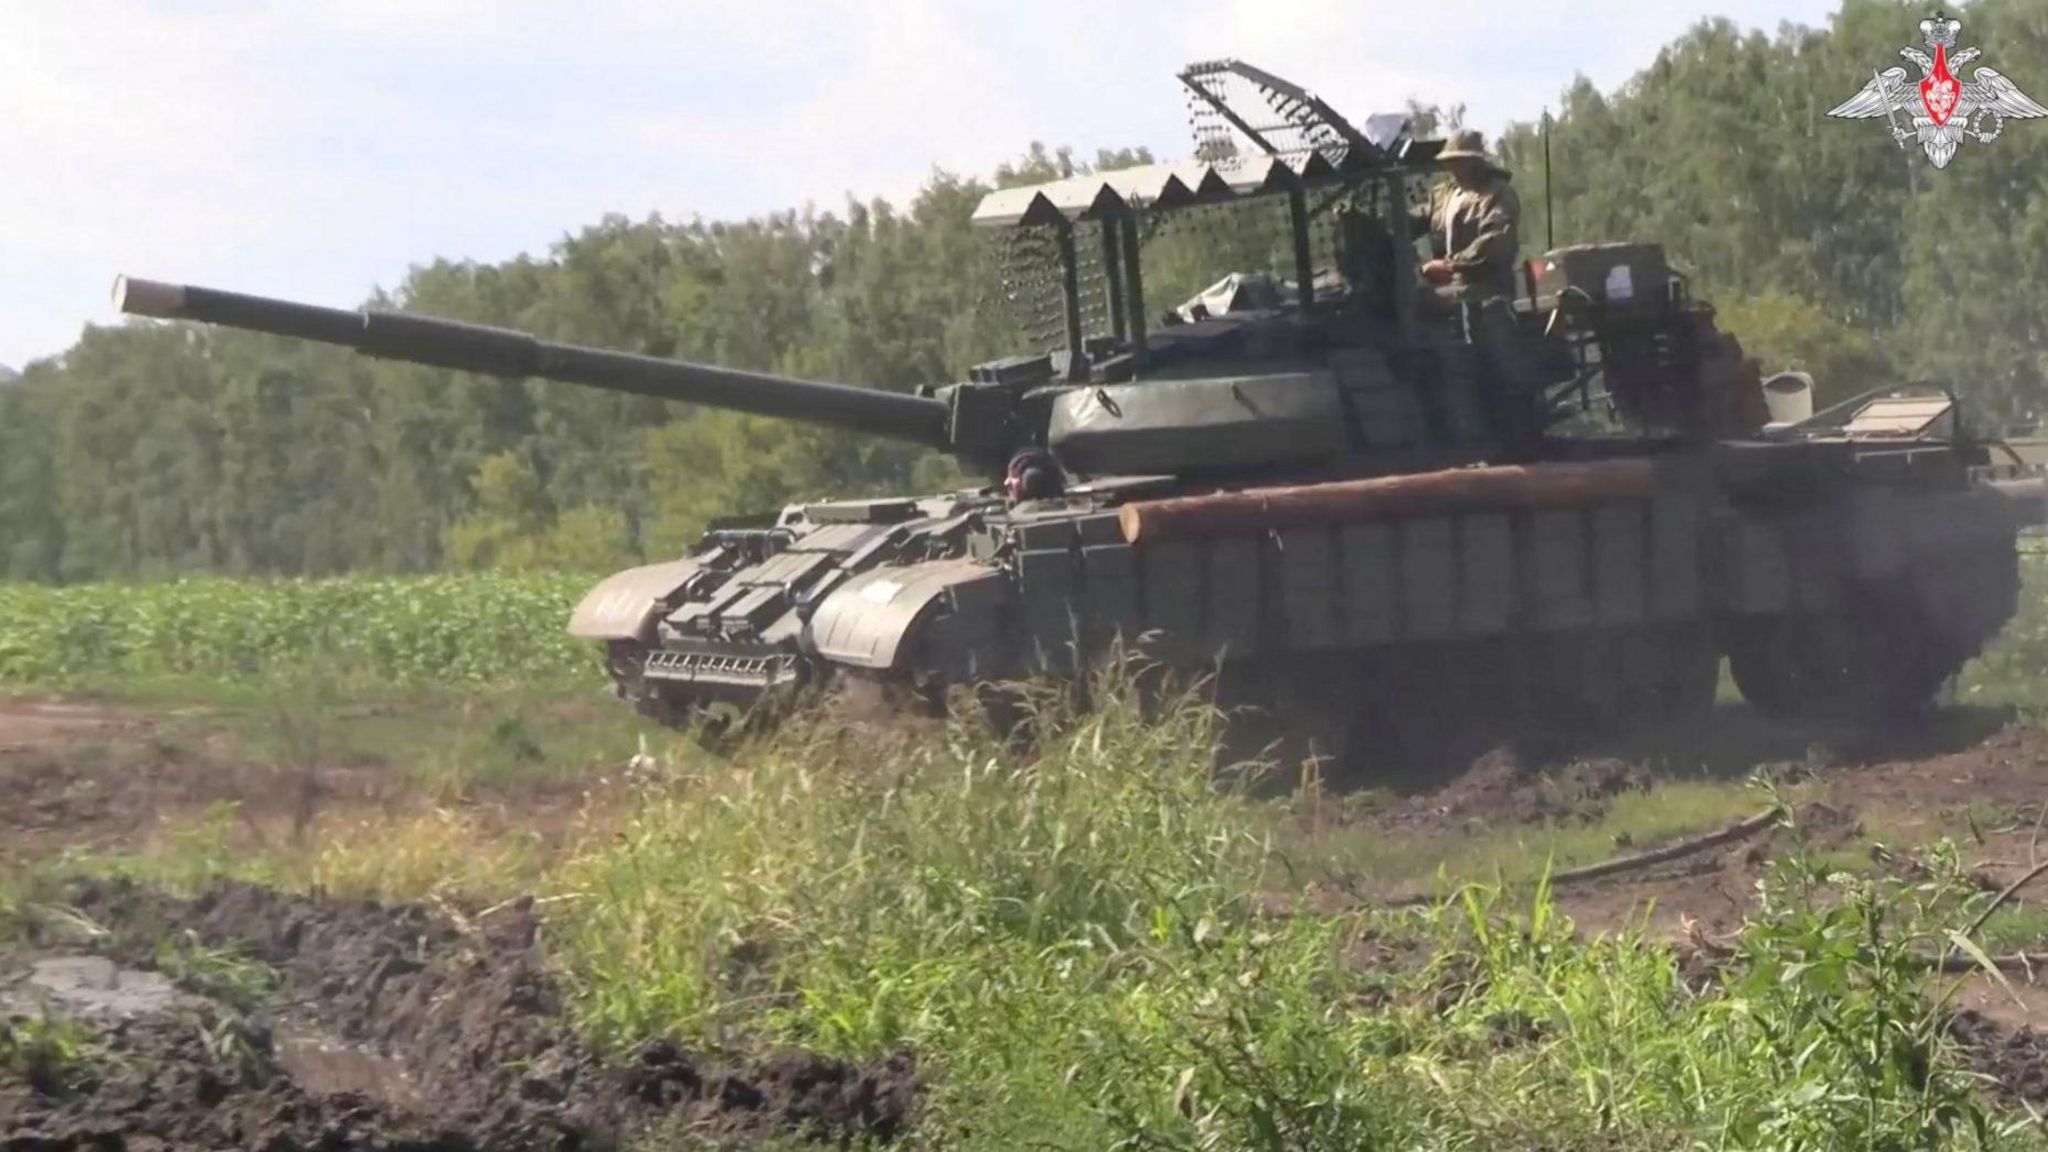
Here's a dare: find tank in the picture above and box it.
[111,60,2048,779]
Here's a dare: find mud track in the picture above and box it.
[4,880,916,1151]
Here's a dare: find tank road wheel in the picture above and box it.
[1510,625,1718,740]
[1722,615,1848,719]
[1512,634,1617,737]
[1725,607,1955,721]
[1213,651,1499,792]
[1370,644,1510,787]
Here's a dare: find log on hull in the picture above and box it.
[1118,460,1662,545]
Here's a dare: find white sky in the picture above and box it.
[0,0,1839,370]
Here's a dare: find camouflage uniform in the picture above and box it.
[1411,132,1523,304]
[1410,131,1538,449]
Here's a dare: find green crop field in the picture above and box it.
[0,574,604,691]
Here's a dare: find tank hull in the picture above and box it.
[578,439,2046,779]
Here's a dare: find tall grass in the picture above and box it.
[553,675,2040,1151]
[0,573,601,689]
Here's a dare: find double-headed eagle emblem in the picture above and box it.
[1828,13,2047,168]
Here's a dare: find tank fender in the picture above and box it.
[807,559,1008,670]
[567,558,703,642]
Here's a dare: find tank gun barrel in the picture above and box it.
[112,276,954,449]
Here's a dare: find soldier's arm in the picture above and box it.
[1446,187,1519,272]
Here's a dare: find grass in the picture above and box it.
[0,1008,97,1097]
[52,793,575,906]
[301,807,557,901]
[151,931,278,1011]
[1957,548,2048,716]
[534,673,2044,1151]
[197,677,665,799]
[1976,905,2048,954]
[14,560,2048,1145]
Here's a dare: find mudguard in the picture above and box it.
[807,559,1006,669]
[567,559,702,642]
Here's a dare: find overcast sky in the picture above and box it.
[0,0,1841,370]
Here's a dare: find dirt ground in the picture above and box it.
[0,697,923,1150]
[2,879,916,1151]
[5,694,2048,1146]
[0,696,606,870]
[1510,717,2048,945]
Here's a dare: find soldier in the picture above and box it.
[1412,129,1523,305]
[1411,129,1539,450]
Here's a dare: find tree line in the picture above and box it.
[4,0,2045,582]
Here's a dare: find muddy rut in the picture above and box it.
[3,880,917,1151]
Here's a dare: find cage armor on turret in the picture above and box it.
[113,58,2048,782]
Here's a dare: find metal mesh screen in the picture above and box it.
[1180,62,1352,170]
[979,190,1383,354]
[983,226,1120,348]
[1139,197,1297,309]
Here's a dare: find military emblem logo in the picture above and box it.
[1828,13,2047,168]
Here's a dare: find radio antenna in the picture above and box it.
[1542,109,1556,250]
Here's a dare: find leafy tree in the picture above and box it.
[1715,291,1895,409]
[13,3,2048,580]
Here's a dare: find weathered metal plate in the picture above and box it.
[1844,395,1952,438]
[566,559,702,641]
[1400,518,1457,639]
[1532,509,1594,629]
[1140,539,1204,648]
[1050,371,1350,475]
[1593,502,1648,626]
[1460,514,1514,634]
[1729,520,1794,613]
[1340,523,1397,645]
[1648,495,1700,618]
[808,560,1004,670]
[1278,527,1338,649]
[1205,536,1262,657]
[1082,543,1143,646]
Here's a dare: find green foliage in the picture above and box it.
[1716,291,1896,410]
[1957,551,2048,716]
[554,672,1251,1049]
[1,1008,97,1097]
[443,451,640,572]
[1491,0,2048,429]
[76,801,283,897]
[553,678,2039,1151]
[0,573,601,689]
[152,930,279,1012]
